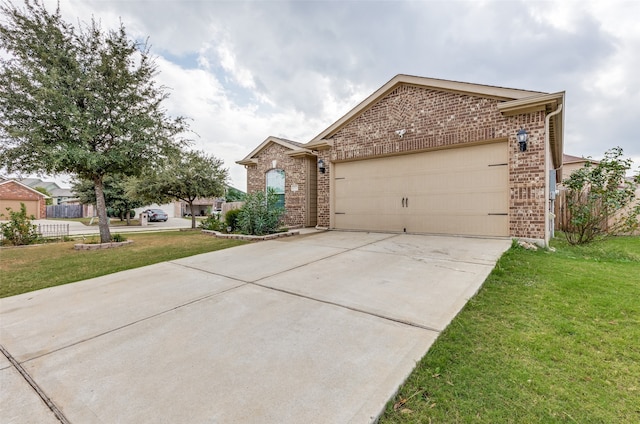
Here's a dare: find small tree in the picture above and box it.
[34,187,53,205]
[0,203,40,245]
[72,175,144,225]
[562,147,640,244]
[129,150,228,229]
[237,188,285,236]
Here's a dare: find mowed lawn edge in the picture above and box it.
[0,231,246,298]
[380,235,640,424]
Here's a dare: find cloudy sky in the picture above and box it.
[31,0,640,189]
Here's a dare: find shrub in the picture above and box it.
[200,213,225,232]
[0,203,40,246]
[237,188,285,235]
[562,147,640,244]
[111,233,127,242]
[225,208,241,232]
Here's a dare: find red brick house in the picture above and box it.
[238,75,565,246]
[0,179,49,219]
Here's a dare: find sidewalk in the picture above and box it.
[34,217,194,237]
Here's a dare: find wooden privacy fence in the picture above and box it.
[46,204,83,219]
[554,188,608,232]
[554,189,569,231]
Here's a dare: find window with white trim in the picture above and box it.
[266,169,285,209]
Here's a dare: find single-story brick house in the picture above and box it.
[0,179,49,219]
[238,74,565,246]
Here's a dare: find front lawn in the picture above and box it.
[380,235,640,423]
[0,231,245,298]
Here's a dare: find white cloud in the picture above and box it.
[25,0,640,189]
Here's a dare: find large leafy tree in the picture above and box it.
[0,1,188,242]
[130,150,228,229]
[72,175,144,225]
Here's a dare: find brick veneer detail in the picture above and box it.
[246,143,310,228]
[316,84,548,239]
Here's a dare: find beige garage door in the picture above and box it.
[333,142,509,236]
[0,200,39,219]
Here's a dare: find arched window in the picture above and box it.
[266,169,285,209]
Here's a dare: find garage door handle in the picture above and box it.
[402,197,405,207]
[406,197,409,207]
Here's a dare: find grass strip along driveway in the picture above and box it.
[0,231,245,298]
[2,232,639,422]
[380,235,640,423]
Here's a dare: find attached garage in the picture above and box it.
[332,141,508,236]
[0,180,49,219]
[0,199,39,217]
[239,74,565,246]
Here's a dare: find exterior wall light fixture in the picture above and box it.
[517,128,529,152]
[318,159,326,174]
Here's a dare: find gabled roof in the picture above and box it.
[563,154,598,164]
[237,136,312,166]
[306,74,565,170]
[307,74,547,147]
[0,179,50,198]
[50,187,73,197]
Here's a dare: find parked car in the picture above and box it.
[143,209,168,222]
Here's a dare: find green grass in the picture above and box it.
[380,236,640,423]
[0,231,245,298]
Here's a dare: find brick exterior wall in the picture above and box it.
[245,142,311,228]
[0,181,47,219]
[316,84,548,239]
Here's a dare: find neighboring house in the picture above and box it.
[133,186,246,218]
[560,154,598,179]
[0,179,49,219]
[238,74,566,246]
[556,153,639,233]
[18,178,74,205]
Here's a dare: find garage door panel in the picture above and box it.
[0,200,39,218]
[405,214,508,237]
[333,142,509,237]
[410,190,507,213]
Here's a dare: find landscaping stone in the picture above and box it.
[201,229,299,241]
[73,240,134,250]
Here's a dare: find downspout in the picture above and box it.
[544,103,563,246]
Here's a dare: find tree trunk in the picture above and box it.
[94,176,112,243]
[188,200,196,229]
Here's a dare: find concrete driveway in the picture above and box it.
[0,231,510,423]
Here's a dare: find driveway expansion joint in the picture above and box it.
[0,344,69,424]
[17,283,248,364]
[249,281,442,333]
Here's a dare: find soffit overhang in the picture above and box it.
[500,91,565,171]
